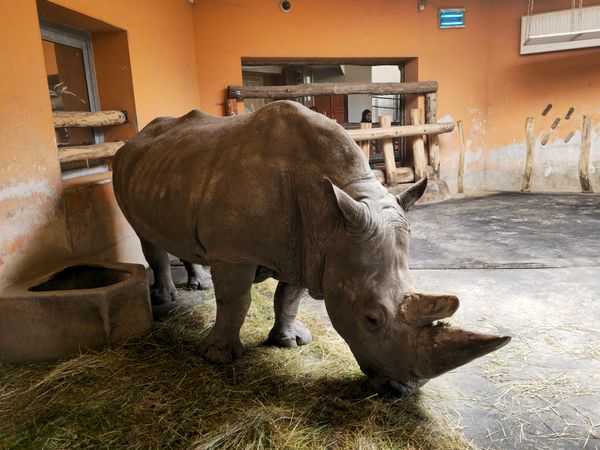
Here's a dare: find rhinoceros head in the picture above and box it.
[322,177,510,396]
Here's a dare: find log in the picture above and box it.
[359,122,371,161]
[410,108,427,181]
[521,117,536,192]
[347,122,454,141]
[58,141,125,163]
[226,99,239,116]
[53,110,127,128]
[372,167,414,184]
[457,120,466,194]
[228,81,438,99]
[379,115,397,186]
[425,93,441,179]
[579,115,593,193]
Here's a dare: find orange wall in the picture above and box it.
[0,0,201,289]
[192,0,600,192]
[0,0,72,288]
[484,0,600,191]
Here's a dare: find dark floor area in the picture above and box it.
[409,192,600,269]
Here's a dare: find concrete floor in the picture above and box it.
[301,192,600,449]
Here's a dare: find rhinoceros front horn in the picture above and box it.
[397,176,428,212]
[416,326,511,379]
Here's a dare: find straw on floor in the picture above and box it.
[0,280,469,449]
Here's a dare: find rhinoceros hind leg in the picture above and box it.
[139,237,177,305]
[199,262,256,364]
[181,260,213,290]
[267,282,313,348]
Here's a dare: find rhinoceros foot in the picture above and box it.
[267,320,313,348]
[199,335,244,364]
[150,283,178,305]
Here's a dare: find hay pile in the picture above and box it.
[0,281,468,449]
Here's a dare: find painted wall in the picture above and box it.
[483,0,600,193]
[191,0,600,193]
[0,0,200,289]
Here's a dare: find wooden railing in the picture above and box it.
[226,81,448,185]
[347,112,454,186]
[53,110,127,164]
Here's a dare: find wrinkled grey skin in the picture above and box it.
[113,101,510,396]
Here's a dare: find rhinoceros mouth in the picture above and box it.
[361,367,427,397]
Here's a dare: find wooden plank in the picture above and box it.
[579,115,593,193]
[521,117,535,192]
[410,108,427,181]
[425,93,441,179]
[359,122,371,161]
[226,99,239,116]
[347,122,454,141]
[457,120,466,194]
[379,115,397,186]
[53,110,127,128]
[372,167,414,184]
[228,81,438,99]
[58,141,125,163]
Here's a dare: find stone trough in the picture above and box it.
[0,260,152,363]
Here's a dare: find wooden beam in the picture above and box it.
[226,99,239,116]
[425,93,441,179]
[228,81,438,99]
[521,117,536,192]
[379,115,397,186]
[53,110,127,128]
[347,122,454,141]
[373,167,414,185]
[457,120,466,194]
[579,115,593,193]
[58,141,125,163]
[410,108,427,181]
[359,122,371,161]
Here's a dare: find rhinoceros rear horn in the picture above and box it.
[324,178,373,233]
[400,292,459,326]
[416,326,511,379]
[397,177,428,212]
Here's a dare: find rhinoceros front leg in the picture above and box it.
[267,282,313,348]
[181,260,213,290]
[139,237,177,305]
[199,262,257,364]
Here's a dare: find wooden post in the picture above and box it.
[579,115,593,193]
[457,120,466,194]
[521,117,535,192]
[379,115,397,186]
[359,122,372,162]
[57,141,125,163]
[226,99,238,116]
[425,93,441,179]
[410,108,427,180]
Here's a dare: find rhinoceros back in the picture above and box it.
[113,101,374,278]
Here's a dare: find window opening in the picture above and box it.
[41,20,105,178]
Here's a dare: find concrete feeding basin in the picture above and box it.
[0,260,152,363]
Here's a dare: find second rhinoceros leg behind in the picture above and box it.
[139,236,178,305]
[181,260,213,290]
[199,262,257,364]
[267,282,312,348]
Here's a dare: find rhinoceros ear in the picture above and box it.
[323,177,373,234]
[397,177,428,212]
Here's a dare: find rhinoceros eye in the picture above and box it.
[366,314,379,327]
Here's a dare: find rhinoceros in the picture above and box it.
[112,100,510,395]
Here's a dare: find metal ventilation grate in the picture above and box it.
[521,5,600,54]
